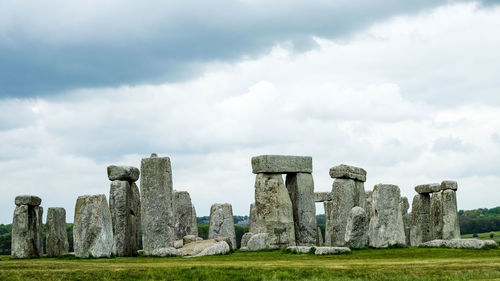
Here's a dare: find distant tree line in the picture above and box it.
[459,207,500,235]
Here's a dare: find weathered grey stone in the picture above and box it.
[441,180,458,191]
[365,190,373,240]
[196,237,203,241]
[46,207,69,257]
[248,203,259,234]
[130,183,141,254]
[140,155,175,255]
[328,179,357,246]
[193,241,230,257]
[11,203,43,258]
[254,173,296,248]
[344,206,368,249]
[251,155,312,174]
[109,180,139,257]
[15,195,41,207]
[368,184,406,248]
[430,192,443,240]
[183,235,197,245]
[247,233,270,251]
[314,192,333,202]
[240,232,254,249]
[324,201,334,246]
[314,246,351,255]
[180,239,229,256]
[286,173,316,246]
[208,203,236,248]
[191,205,198,237]
[410,193,431,246]
[151,247,180,257]
[174,239,183,249]
[287,246,312,253]
[107,165,140,182]
[214,237,234,250]
[316,227,323,246]
[173,191,195,240]
[400,197,411,246]
[421,239,497,249]
[415,183,441,194]
[329,164,367,182]
[442,189,460,240]
[73,194,113,258]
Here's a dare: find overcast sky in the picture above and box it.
[1,0,500,224]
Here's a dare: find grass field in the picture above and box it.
[1,247,499,281]
[462,231,500,243]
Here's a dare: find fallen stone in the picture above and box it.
[314,246,351,255]
[174,239,183,249]
[430,192,443,240]
[73,194,113,258]
[140,155,175,254]
[215,237,234,251]
[286,173,317,246]
[410,193,431,246]
[415,183,441,194]
[255,173,296,248]
[442,189,460,240]
[208,203,236,248]
[344,207,368,249]
[251,155,312,174]
[247,233,270,251]
[287,246,312,253]
[441,180,458,191]
[11,203,43,258]
[314,192,333,202]
[107,165,140,182]
[240,232,254,249]
[173,191,195,240]
[193,241,230,257]
[183,235,197,245]
[46,207,69,257]
[180,239,230,256]
[329,164,367,182]
[420,239,498,249]
[15,195,41,207]
[368,184,406,248]
[151,247,181,257]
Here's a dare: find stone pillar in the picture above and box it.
[46,207,69,257]
[316,226,323,246]
[208,203,237,248]
[248,203,258,234]
[400,197,411,246]
[140,154,175,254]
[285,173,317,246]
[368,184,406,248]
[430,191,443,240]
[345,206,368,249]
[441,181,460,239]
[11,195,43,259]
[191,205,199,237]
[173,191,195,240]
[74,194,113,258]
[324,200,334,246]
[410,183,439,246]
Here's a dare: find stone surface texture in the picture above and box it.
[191,205,198,237]
[248,203,259,234]
[314,247,351,255]
[410,193,431,246]
[11,202,43,258]
[324,201,334,246]
[46,207,69,257]
[368,184,406,248]
[15,195,42,207]
[73,194,113,258]
[240,232,254,249]
[107,165,140,182]
[441,189,461,240]
[344,206,368,249]
[441,180,458,191]
[183,235,197,245]
[415,183,441,194]
[430,192,443,240]
[254,173,296,248]
[400,197,411,246]
[316,226,323,246]
[173,191,195,240]
[314,192,333,202]
[151,247,180,257]
[328,179,357,246]
[140,155,175,254]
[208,203,237,248]
[286,172,317,246]
[247,233,270,251]
[421,239,497,249]
[329,164,367,182]
[251,155,312,174]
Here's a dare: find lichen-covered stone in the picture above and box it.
[151,247,180,257]
[180,239,230,256]
[46,207,69,257]
[11,203,43,258]
[251,155,312,174]
[314,192,333,202]
[140,155,174,254]
[174,239,183,249]
[208,203,236,248]
[254,173,296,248]
[193,241,230,257]
[183,235,197,245]
[240,232,254,249]
[107,165,140,182]
[329,164,367,182]
[248,203,259,234]
[286,173,316,246]
[314,246,351,255]
[400,197,411,246]
[328,179,357,246]
[368,184,406,248]
[442,190,460,239]
[421,239,497,249]
[247,233,270,251]
[430,192,443,240]
[15,195,41,207]
[73,194,113,258]
[410,193,431,246]
[441,180,458,191]
[344,206,368,249]
[324,201,334,246]
[173,191,195,240]
[415,183,441,194]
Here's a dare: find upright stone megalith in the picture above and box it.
[285,173,316,246]
[410,184,434,246]
[368,184,406,248]
[248,203,260,234]
[400,197,411,246]
[430,191,443,240]
[441,183,460,239]
[191,205,199,237]
[11,195,43,259]
[73,194,113,258]
[140,154,175,254]
[324,200,334,246]
[173,191,195,240]
[344,206,368,249]
[46,207,69,257]
[208,203,237,248]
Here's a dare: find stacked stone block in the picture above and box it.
[11,195,43,258]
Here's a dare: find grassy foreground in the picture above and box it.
[1,247,499,281]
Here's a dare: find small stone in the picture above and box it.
[441,180,458,191]
[344,207,368,249]
[420,239,498,249]
[46,207,69,257]
[329,164,367,182]
[15,195,41,207]
[414,183,440,194]
[314,246,351,255]
[247,233,270,251]
[151,247,180,257]
[208,203,236,249]
[251,155,312,174]
[240,232,254,249]
[314,192,333,202]
[107,165,140,182]
[183,235,197,245]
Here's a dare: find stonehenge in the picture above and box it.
[173,191,197,240]
[286,172,317,246]
[11,195,44,258]
[344,206,368,249]
[46,207,69,257]
[208,203,237,249]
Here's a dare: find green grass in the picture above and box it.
[1,248,499,281]
[462,231,500,242]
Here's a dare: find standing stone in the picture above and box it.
[329,164,367,182]
[191,205,198,237]
[285,173,316,246]
[130,183,141,252]
[400,197,411,246]
[73,194,113,258]
[248,203,259,234]
[109,180,139,256]
[140,154,175,254]
[410,193,431,246]
[173,191,194,240]
[369,184,406,248]
[441,189,460,239]
[324,201,334,246]
[107,165,140,182]
[208,203,237,248]
[240,232,254,249]
[255,173,296,248]
[430,192,443,240]
[46,207,69,257]
[344,206,368,249]
[11,195,43,259]
[251,155,312,174]
[328,179,356,246]
[316,226,323,246]
[355,182,367,210]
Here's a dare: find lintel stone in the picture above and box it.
[329,164,367,182]
[15,195,41,206]
[441,180,458,191]
[251,155,312,174]
[415,183,441,194]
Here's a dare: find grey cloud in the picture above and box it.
[432,136,475,153]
